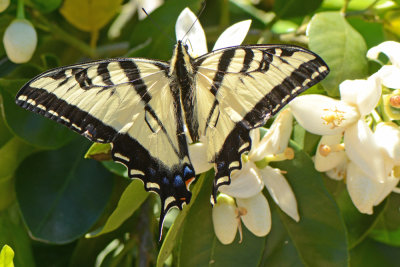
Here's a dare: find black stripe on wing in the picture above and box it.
[15,87,117,143]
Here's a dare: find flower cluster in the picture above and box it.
[290,41,400,214]
[177,8,299,244]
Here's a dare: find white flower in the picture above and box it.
[212,110,299,244]
[0,0,9,12]
[108,0,163,39]
[175,7,251,58]
[3,19,37,63]
[367,41,400,89]
[290,76,386,184]
[212,192,271,244]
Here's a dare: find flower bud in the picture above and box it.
[3,19,37,63]
[212,194,238,244]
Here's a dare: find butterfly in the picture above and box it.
[15,28,329,235]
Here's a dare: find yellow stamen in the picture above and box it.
[321,107,345,129]
[319,143,345,157]
[390,95,400,108]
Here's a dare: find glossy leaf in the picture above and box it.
[0,79,76,149]
[308,12,368,96]
[177,175,265,267]
[327,178,385,248]
[369,194,400,246]
[31,0,62,13]
[0,137,37,210]
[350,237,400,267]
[157,172,212,267]
[270,144,348,267]
[274,0,323,19]
[261,204,303,266]
[87,179,149,237]
[0,110,12,149]
[0,205,35,267]
[15,138,113,244]
[60,0,123,32]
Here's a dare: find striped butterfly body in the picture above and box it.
[16,40,329,234]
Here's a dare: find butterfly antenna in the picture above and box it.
[141,8,175,43]
[181,1,207,42]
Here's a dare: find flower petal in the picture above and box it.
[212,194,238,244]
[219,161,263,198]
[339,77,381,116]
[367,41,400,68]
[325,157,348,180]
[374,65,400,89]
[236,192,271,237]
[249,109,292,161]
[259,166,299,221]
[344,120,386,183]
[314,135,347,172]
[290,95,359,135]
[375,122,400,164]
[212,20,251,51]
[188,142,213,174]
[137,0,163,20]
[347,161,385,214]
[373,170,399,206]
[175,7,207,57]
[3,19,37,63]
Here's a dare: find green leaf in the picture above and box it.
[157,171,212,267]
[31,0,63,13]
[0,205,35,267]
[60,0,123,32]
[308,12,368,96]
[129,0,203,60]
[101,161,128,178]
[0,245,14,267]
[350,237,400,267]
[270,145,348,267]
[177,175,265,267]
[274,0,323,19]
[0,109,12,149]
[369,193,400,246]
[15,138,113,244]
[260,204,303,266]
[0,137,37,210]
[323,176,385,248]
[87,179,149,237]
[347,17,385,49]
[0,79,76,149]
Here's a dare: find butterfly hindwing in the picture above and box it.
[193,44,329,201]
[15,58,195,227]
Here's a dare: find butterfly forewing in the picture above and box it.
[193,44,329,200]
[16,58,196,228]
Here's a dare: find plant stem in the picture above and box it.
[17,0,25,19]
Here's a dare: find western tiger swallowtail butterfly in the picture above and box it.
[15,16,329,235]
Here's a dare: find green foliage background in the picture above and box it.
[0,0,400,266]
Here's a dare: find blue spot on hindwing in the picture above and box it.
[149,167,156,177]
[174,175,184,187]
[162,177,169,185]
[183,165,194,178]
